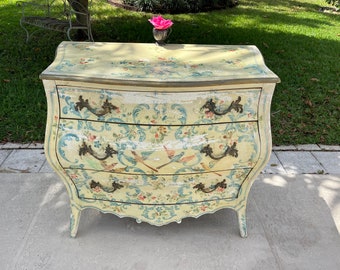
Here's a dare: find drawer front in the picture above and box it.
[56,119,260,174]
[65,168,251,204]
[57,86,260,125]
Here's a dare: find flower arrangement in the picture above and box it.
[149,16,173,45]
[148,16,173,30]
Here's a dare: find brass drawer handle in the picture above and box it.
[75,95,119,117]
[200,142,238,160]
[193,179,227,193]
[79,142,118,161]
[90,180,123,193]
[201,96,243,115]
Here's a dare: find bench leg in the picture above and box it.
[87,27,94,42]
[19,20,31,42]
[20,20,44,43]
[67,27,94,42]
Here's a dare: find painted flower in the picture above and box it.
[92,186,101,193]
[138,194,146,201]
[148,16,173,30]
[205,111,214,118]
[158,126,168,135]
[70,174,78,179]
[200,205,208,211]
[87,133,96,142]
[216,186,225,192]
[93,140,101,148]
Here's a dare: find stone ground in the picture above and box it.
[0,143,339,270]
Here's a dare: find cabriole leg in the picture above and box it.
[237,205,248,238]
[70,204,81,238]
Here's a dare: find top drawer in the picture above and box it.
[57,86,260,125]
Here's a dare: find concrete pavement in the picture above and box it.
[0,143,339,269]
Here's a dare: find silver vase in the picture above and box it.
[152,28,172,45]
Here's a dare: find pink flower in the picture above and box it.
[138,194,146,201]
[216,187,225,192]
[200,205,208,211]
[87,134,96,142]
[148,16,173,30]
[205,111,214,118]
[92,186,101,193]
[70,174,78,179]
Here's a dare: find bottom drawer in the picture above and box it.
[65,168,251,204]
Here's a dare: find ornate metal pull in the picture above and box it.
[200,142,238,160]
[201,96,243,115]
[90,180,123,193]
[79,142,118,161]
[193,179,227,193]
[75,95,118,117]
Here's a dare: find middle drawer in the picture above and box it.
[56,119,260,175]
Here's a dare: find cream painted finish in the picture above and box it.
[41,42,280,237]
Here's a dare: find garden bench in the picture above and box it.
[17,0,94,42]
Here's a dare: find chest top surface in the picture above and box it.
[40,42,280,86]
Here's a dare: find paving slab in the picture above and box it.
[312,152,340,175]
[0,173,339,270]
[0,143,30,149]
[0,173,278,270]
[262,152,286,174]
[275,151,325,174]
[39,160,54,173]
[27,142,44,149]
[318,144,340,151]
[296,144,321,151]
[272,145,297,151]
[0,173,58,270]
[315,175,340,233]
[252,174,340,269]
[0,149,46,173]
[0,150,12,167]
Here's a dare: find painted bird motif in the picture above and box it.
[131,151,158,172]
[157,152,185,170]
[100,160,127,173]
[200,162,222,176]
[157,145,196,170]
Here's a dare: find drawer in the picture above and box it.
[56,119,260,174]
[65,168,251,204]
[57,86,260,125]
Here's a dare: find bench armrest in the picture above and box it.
[17,0,66,17]
[65,0,91,26]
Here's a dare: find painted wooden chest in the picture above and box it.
[40,42,280,237]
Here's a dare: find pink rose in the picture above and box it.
[148,16,173,30]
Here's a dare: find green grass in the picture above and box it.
[0,0,339,144]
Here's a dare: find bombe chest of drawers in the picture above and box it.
[40,42,280,237]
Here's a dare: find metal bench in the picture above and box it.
[18,0,94,42]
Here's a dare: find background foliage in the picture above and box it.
[325,0,340,7]
[0,0,339,145]
[120,0,239,13]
